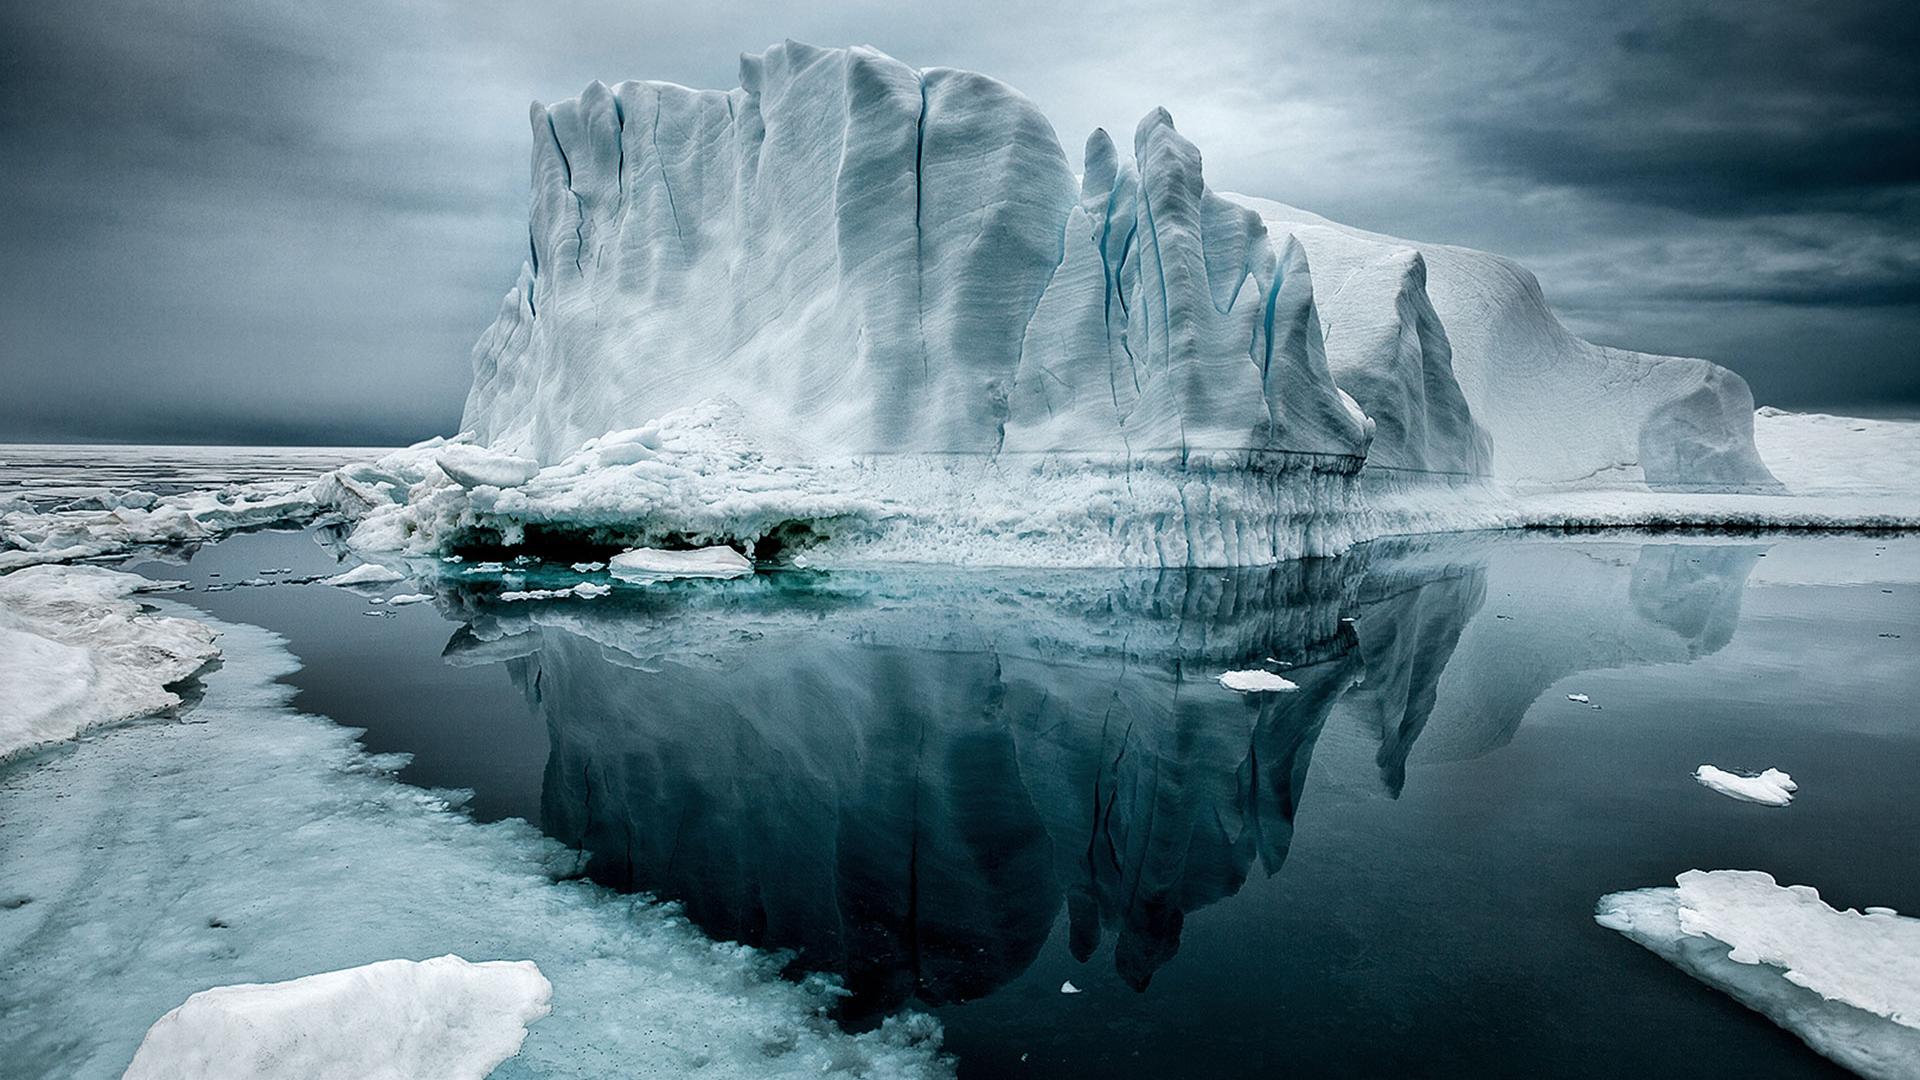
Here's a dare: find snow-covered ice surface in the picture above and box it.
[1598,871,1920,1080]
[0,565,218,763]
[124,956,552,1080]
[0,604,947,1078]
[1695,765,1797,807]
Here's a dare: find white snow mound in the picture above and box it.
[0,565,219,763]
[123,955,552,1080]
[1695,765,1797,806]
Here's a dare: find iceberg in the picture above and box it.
[322,39,1874,569]
[0,566,218,763]
[1598,870,1920,1080]
[124,956,551,1080]
[320,563,405,588]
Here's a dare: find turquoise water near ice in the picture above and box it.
[93,528,1916,1078]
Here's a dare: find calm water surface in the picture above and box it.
[127,529,1917,1079]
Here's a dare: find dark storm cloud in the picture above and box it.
[1444,2,1920,213]
[1,0,1914,445]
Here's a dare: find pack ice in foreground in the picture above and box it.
[1598,870,1920,1080]
[294,41,1912,567]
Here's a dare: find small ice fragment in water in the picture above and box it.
[1218,670,1299,693]
[1695,765,1797,807]
[572,582,611,598]
[386,594,431,607]
[1059,981,1081,995]
[321,564,404,587]
[1567,693,1590,703]
[609,545,752,582]
[569,561,605,572]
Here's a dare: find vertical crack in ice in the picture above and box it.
[912,75,931,380]
[650,92,687,251]
[545,112,589,274]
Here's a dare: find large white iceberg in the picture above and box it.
[0,565,218,763]
[357,40,1836,567]
[124,956,551,1080]
[1598,870,1920,1079]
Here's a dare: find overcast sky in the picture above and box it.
[3,0,1915,444]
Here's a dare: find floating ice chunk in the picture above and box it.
[1060,981,1081,995]
[1567,693,1590,703]
[0,565,219,763]
[609,545,752,583]
[497,583,610,602]
[124,955,551,1080]
[569,561,605,572]
[1695,765,1797,807]
[320,564,405,588]
[433,445,541,490]
[386,594,432,607]
[1217,670,1300,693]
[1598,871,1920,1078]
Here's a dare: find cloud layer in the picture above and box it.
[3,0,1914,443]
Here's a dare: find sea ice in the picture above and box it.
[1217,670,1300,693]
[608,544,752,582]
[320,564,405,588]
[0,604,949,1078]
[433,445,541,490]
[385,593,432,606]
[1597,870,1920,1079]
[1695,765,1797,807]
[1059,981,1081,995]
[1567,693,1590,703]
[0,566,218,763]
[124,956,551,1080]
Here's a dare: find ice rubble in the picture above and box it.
[0,566,218,763]
[0,481,322,571]
[1694,765,1797,806]
[125,956,552,1080]
[0,603,948,1079]
[1597,870,1920,1080]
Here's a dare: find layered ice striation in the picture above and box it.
[438,42,1782,564]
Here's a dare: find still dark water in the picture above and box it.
[128,530,1916,1079]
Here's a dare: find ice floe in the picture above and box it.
[1597,870,1920,1080]
[608,544,753,583]
[1695,765,1797,807]
[319,564,405,588]
[1217,670,1300,693]
[385,593,432,607]
[124,956,551,1080]
[0,566,218,763]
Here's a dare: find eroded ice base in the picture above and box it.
[0,605,946,1079]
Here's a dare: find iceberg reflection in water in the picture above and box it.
[428,537,1769,1025]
